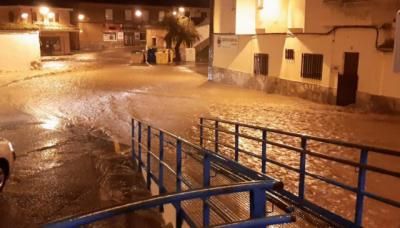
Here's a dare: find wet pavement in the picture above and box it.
[0,49,399,227]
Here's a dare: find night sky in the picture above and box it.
[0,0,209,8]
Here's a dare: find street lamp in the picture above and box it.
[21,13,29,20]
[48,12,55,19]
[135,9,142,17]
[78,14,85,21]
[178,7,185,14]
[172,11,177,16]
[39,6,49,15]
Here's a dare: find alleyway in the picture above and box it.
[0,50,399,227]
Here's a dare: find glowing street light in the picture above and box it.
[78,14,85,21]
[21,13,29,20]
[39,6,50,15]
[172,11,177,16]
[48,12,55,19]
[135,9,142,17]
[178,7,185,13]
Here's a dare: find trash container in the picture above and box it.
[156,50,169,64]
[147,48,157,64]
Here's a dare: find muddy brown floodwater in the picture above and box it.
[0,50,399,227]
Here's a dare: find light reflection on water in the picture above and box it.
[195,104,400,228]
[41,117,60,130]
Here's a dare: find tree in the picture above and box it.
[162,15,200,63]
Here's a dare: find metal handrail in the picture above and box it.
[131,117,293,227]
[200,117,400,157]
[45,181,294,228]
[199,117,400,227]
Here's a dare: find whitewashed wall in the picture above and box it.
[0,31,41,71]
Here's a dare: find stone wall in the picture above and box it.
[211,66,400,113]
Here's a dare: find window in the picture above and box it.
[103,32,117,41]
[55,12,60,22]
[152,37,157,46]
[254,53,269,76]
[125,9,132,21]
[158,11,165,22]
[142,10,149,22]
[301,54,324,80]
[32,12,37,22]
[140,32,146,41]
[105,9,113,21]
[257,0,264,9]
[285,49,295,60]
[8,11,15,23]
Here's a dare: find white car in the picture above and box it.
[0,138,15,191]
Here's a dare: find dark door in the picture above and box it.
[254,53,269,76]
[337,52,359,106]
[124,33,135,46]
[40,37,61,56]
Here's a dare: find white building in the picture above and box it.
[211,0,400,112]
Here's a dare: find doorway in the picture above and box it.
[337,52,359,106]
[40,36,61,56]
[124,32,135,46]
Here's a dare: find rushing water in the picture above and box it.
[0,54,399,227]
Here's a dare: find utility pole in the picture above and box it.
[208,0,214,81]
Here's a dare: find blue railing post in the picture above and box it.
[234,124,239,162]
[146,126,151,190]
[138,122,142,171]
[299,137,307,200]
[132,119,136,163]
[203,153,211,227]
[355,149,368,226]
[200,118,204,147]
[250,188,266,219]
[176,139,183,228]
[159,131,165,212]
[261,130,267,174]
[215,121,219,153]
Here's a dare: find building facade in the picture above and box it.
[212,0,400,112]
[74,2,209,51]
[0,5,79,56]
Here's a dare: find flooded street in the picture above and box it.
[0,49,399,227]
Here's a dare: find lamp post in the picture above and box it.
[78,14,85,21]
[21,13,28,21]
[178,7,185,15]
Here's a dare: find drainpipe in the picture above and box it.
[208,0,215,81]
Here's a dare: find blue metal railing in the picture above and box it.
[199,117,400,227]
[131,118,294,227]
[46,181,294,228]
[46,117,295,227]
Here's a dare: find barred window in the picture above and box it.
[285,49,294,60]
[301,54,323,80]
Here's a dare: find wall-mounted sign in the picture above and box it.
[103,32,117,42]
[217,36,239,48]
[117,32,124,41]
[134,32,140,41]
